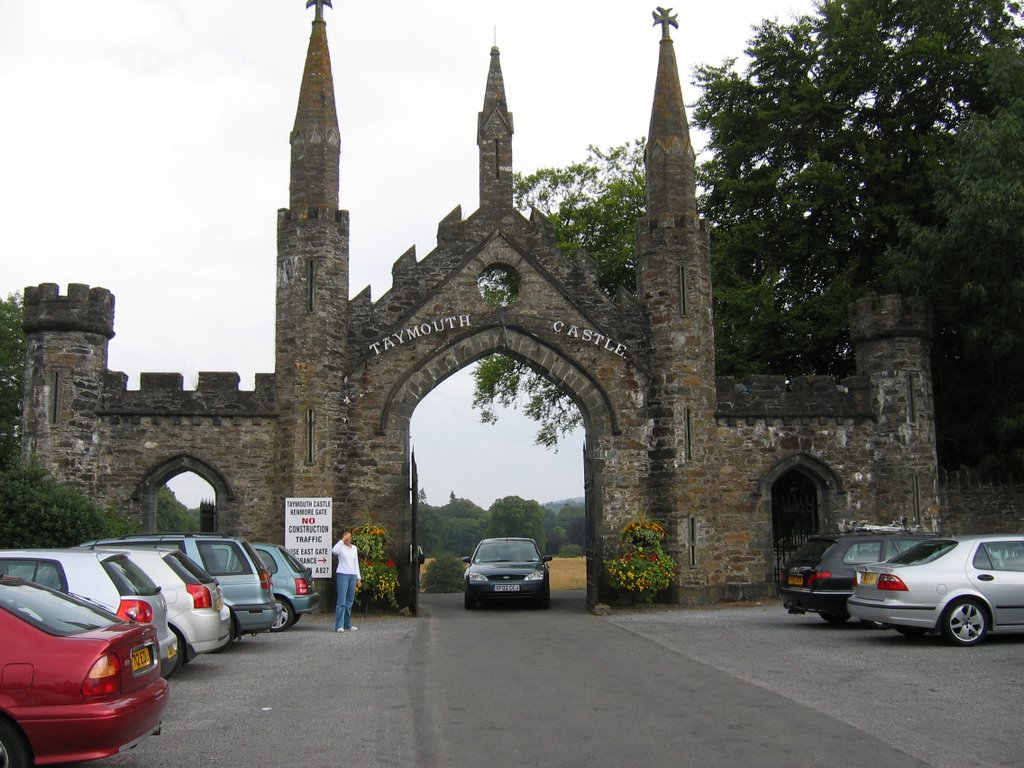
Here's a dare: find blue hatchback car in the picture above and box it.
[253,543,321,631]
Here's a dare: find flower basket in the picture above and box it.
[352,517,398,611]
[606,510,675,603]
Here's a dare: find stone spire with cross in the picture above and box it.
[291,0,340,211]
[306,0,332,22]
[645,6,696,223]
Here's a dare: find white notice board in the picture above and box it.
[284,498,333,578]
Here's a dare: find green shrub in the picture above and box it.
[0,462,129,547]
[558,544,583,558]
[421,553,466,593]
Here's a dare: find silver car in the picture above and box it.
[87,547,231,666]
[848,534,1024,646]
[0,548,180,674]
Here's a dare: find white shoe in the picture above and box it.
[348,626,358,631]
[335,628,345,632]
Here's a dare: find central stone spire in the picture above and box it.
[477,46,515,210]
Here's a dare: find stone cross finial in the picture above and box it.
[306,0,332,21]
[652,7,678,40]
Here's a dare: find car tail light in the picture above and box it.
[259,569,272,591]
[186,583,213,609]
[877,574,909,591]
[806,571,832,588]
[83,652,121,697]
[117,598,154,623]
[294,577,310,596]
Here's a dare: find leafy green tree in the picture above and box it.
[889,47,1024,473]
[157,487,200,532]
[472,142,645,447]
[486,495,546,552]
[0,293,25,471]
[693,0,1024,379]
[0,462,132,547]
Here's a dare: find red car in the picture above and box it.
[0,576,169,767]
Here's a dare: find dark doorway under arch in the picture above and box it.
[770,469,820,584]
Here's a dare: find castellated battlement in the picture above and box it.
[100,371,277,416]
[23,283,115,339]
[716,374,873,420]
[848,294,931,343]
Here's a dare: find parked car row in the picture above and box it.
[781,529,1024,647]
[0,534,319,767]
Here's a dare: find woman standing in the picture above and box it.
[332,529,362,632]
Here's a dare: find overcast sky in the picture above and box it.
[0,1,815,510]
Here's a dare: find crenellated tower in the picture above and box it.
[275,0,351,507]
[21,284,115,485]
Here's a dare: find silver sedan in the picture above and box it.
[848,534,1024,646]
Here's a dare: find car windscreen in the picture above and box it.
[101,554,160,596]
[888,539,958,565]
[474,541,540,563]
[0,579,121,635]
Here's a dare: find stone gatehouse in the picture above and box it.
[21,6,938,608]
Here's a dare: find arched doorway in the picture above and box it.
[134,454,233,533]
[763,455,843,584]
[377,328,616,609]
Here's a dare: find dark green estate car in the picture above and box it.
[463,537,552,610]
[780,529,940,624]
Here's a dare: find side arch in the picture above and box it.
[131,453,236,532]
[378,326,621,437]
[760,454,845,582]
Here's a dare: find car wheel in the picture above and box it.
[0,716,32,768]
[819,612,850,625]
[940,598,989,646]
[271,598,295,632]
[895,625,928,637]
[464,592,475,610]
[171,627,188,671]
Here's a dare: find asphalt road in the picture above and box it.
[84,590,1022,768]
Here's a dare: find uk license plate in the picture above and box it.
[862,572,878,586]
[131,645,153,673]
[493,584,520,592]
[787,575,804,586]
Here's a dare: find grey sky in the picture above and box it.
[0,1,815,509]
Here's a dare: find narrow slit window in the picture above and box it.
[305,408,315,464]
[688,516,697,567]
[306,260,316,312]
[912,474,921,526]
[907,371,918,424]
[49,371,61,425]
[678,265,687,316]
[685,407,692,462]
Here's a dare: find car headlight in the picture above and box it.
[467,571,489,583]
[524,570,545,581]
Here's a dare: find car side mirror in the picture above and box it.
[462,557,471,564]
[543,555,553,562]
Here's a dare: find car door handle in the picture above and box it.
[977,574,995,581]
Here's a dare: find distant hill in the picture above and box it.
[543,497,584,511]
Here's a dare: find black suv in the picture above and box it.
[780,528,940,624]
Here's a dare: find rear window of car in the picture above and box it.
[787,539,834,565]
[256,549,278,574]
[279,547,307,573]
[162,551,212,585]
[0,559,65,591]
[887,538,929,558]
[973,541,1024,572]
[0,579,121,635]
[842,541,884,565]
[196,541,253,576]
[889,539,957,565]
[101,555,160,596]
